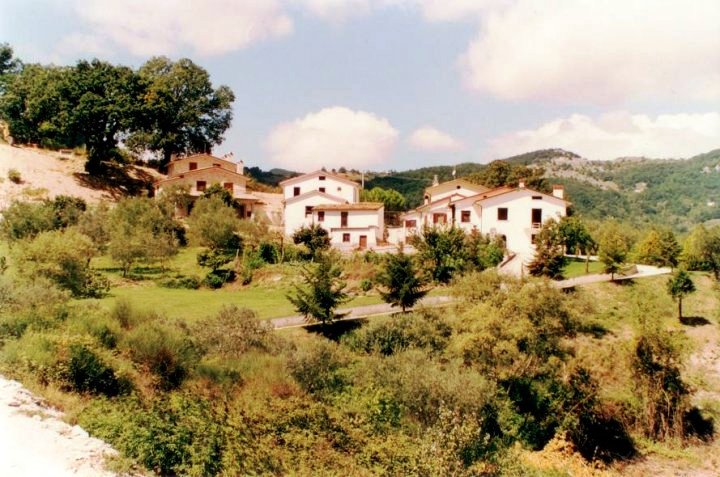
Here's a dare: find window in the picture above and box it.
[461,211,471,223]
[433,213,447,224]
[189,162,197,171]
[342,233,350,242]
[319,175,326,181]
[196,180,206,192]
[497,208,508,221]
[213,163,220,167]
[305,206,312,216]
[404,219,417,228]
[317,211,325,222]
[531,234,537,245]
[532,208,542,225]
[337,187,342,192]
[341,211,348,227]
[293,186,300,197]
[319,187,326,193]
[457,185,461,189]
[223,182,233,191]
[532,195,542,200]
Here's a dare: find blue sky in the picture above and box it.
[2,0,719,172]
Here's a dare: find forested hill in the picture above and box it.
[249,148,720,233]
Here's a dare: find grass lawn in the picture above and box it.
[83,284,386,321]
[562,257,604,278]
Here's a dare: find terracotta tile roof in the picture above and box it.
[313,202,384,211]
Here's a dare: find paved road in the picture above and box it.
[554,264,671,288]
[271,295,453,329]
[273,265,672,329]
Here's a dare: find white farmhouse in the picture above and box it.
[154,153,259,218]
[281,171,384,249]
[399,179,569,270]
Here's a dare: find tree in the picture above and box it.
[410,226,468,284]
[360,187,406,211]
[635,228,680,269]
[467,160,548,191]
[0,200,55,242]
[128,57,235,167]
[108,198,179,276]
[559,216,596,272]
[667,270,695,320]
[682,225,720,280]
[0,43,21,76]
[292,224,330,259]
[376,246,428,312]
[464,230,505,271]
[13,228,108,297]
[598,223,630,280]
[287,253,349,325]
[187,196,242,274]
[528,218,566,279]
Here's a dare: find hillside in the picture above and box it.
[0,144,160,207]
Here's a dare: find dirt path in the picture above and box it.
[0,376,118,477]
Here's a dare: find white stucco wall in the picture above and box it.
[283,193,345,236]
[283,176,358,202]
[314,208,385,246]
[157,169,248,198]
[478,190,567,255]
[329,228,378,248]
[168,155,241,175]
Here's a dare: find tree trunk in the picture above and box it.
[585,254,590,273]
[678,297,683,320]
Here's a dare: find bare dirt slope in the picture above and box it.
[0,144,160,208]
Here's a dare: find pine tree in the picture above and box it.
[667,269,695,320]
[598,223,630,280]
[528,218,566,279]
[376,246,428,312]
[287,253,348,325]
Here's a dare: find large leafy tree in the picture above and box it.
[187,196,242,273]
[376,246,428,312]
[635,228,681,269]
[62,60,142,172]
[292,224,331,259]
[288,253,349,325]
[411,226,468,284]
[666,270,695,320]
[129,57,235,167]
[682,224,720,280]
[360,187,406,211]
[598,222,631,280]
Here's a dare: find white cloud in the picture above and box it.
[292,0,373,22]
[266,106,399,171]
[70,0,293,56]
[460,0,720,103]
[409,126,464,151]
[488,112,720,161]
[415,0,509,22]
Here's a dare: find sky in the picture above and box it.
[1,0,719,172]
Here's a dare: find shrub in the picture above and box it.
[258,241,279,264]
[158,275,201,289]
[0,200,55,241]
[7,168,21,183]
[194,305,276,357]
[343,312,451,356]
[288,339,351,398]
[359,278,373,292]
[124,322,200,390]
[65,345,127,396]
[203,269,235,289]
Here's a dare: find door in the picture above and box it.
[341,212,348,227]
[359,235,367,249]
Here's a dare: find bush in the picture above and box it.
[194,305,276,357]
[258,241,279,264]
[124,322,200,390]
[343,312,451,356]
[288,339,351,398]
[359,278,373,292]
[65,344,127,396]
[158,275,201,289]
[203,269,235,289]
[7,168,21,183]
[0,200,55,241]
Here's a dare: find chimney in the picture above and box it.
[237,159,244,175]
[518,178,526,188]
[552,184,564,199]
